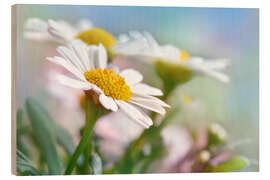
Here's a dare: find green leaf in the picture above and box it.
[209,156,247,172]
[26,97,62,175]
[26,99,76,157]
[16,150,40,176]
[90,152,103,174]
[25,97,82,170]
[16,137,29,158]
[55,125,76,156]
[16,109,24,128]
[16,109,30,156]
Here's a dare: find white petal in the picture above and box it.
[183,58,230,83]
[160,44,181,62]
[24,32,52,42]
[113,31,180,63]
[143,31,159,48]
[131,83,163,96]
[57,45,85,72]
[120,69,143,85]
[202,70,230,83]
[69,39,86,46]
[112,40,147,56]
[97,44,108,69]
[99,94,118,112]
[87,45,100,69]
[129,98,166,115]
[57,75,91,90]
[131,94,170,108]
[129,31,144,39]
[112,32,149,56]
[116,100,152,128]
[76,19,93,32]
[46,56,86,81]
[24,18,48,31]
[48,19,76,43]
[89,83,104,94]
[69,42,90,70]
[118,34,129,43]
[135,106,153,127]
[203,59,231,70]
[24,18,52,42]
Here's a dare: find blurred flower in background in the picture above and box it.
[24,18,117,56]
[112,31,230,89]
[24,18,93,44]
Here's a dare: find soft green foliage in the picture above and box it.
[17,82,248,175]
[16,109,24,127]
[16,150,40,176]
[55,125,76,156]
[16,91,249,175]
[26,97,62,175]
[16,109,29,156]
[16,96,83,175]
[90,152,103,174]
[207,156,247,172]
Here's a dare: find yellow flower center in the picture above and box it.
[179,50,190,62]
[84,68,132,101]
[76,28,116,51]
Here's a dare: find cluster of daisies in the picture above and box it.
[24,18,230,128]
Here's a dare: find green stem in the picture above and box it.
[80,138,92,174]
[65,95,102,175]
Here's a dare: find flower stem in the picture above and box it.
[65,95,102,175]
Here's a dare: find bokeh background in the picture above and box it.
[15,5,259,171]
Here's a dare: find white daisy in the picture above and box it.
[111,31,230,83]
[46,42,169,128]
[24,18,116,51]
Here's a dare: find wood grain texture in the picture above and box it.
[11,4,17,175]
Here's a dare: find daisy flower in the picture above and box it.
[46,42,169,128]
[24,18,116,51]
[111,31,230,84]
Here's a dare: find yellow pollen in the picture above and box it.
[183,93,192,104]
[76,28,116,51]
[179,50,190,62]
[84,68,132,101]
